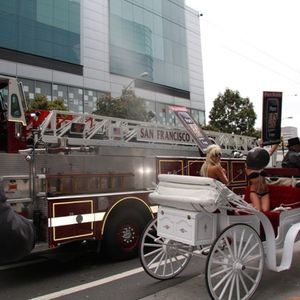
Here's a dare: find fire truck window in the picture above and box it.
[0,93,5,111]
[11,94,21,118]
[0,89,8,112]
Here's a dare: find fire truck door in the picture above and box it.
[47,197,99,246]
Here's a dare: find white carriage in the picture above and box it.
[139,174,300,300]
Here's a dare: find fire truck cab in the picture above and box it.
[0,76,28,152]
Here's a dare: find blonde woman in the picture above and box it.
[200,145,229,184]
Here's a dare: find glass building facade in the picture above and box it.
[0,0,80,64]
[20,77,107,114]
[0,0,205,125]
[110,0,189,92]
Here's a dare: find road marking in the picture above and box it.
[29,266,145,300]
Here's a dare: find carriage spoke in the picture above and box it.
[241,269,256,284]
[213,269,233,291]
[235,272,241,300]
[155,252,166,274]
[216,245,231,260]
[237,228,246,258]
[240,233,254,258]
[224,236,235,260]
[228,273,236,300]
[143,243,163,248]
[233,230,237,259]
[219,272,234,299]
[211,259,232,267]
[144,247,163,258]
[211,266,232,278]
[148,250,164,269]
[241,243,259,262]
[238,271,249,294]
[146,232,163,244]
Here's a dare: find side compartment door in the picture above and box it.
[47,196,98,246]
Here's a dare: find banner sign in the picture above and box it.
[262,91,282,146]
[137,126,194,145]
[170,106,212,154]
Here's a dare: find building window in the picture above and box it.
[68,87,83,113]
[191,109,206,126]
[19,78,35,103]
[166,105,176,126]
[156,102,167,125]
[53,84,68,108]
[19,78,112,114]
[0,0,80,65]
[110,0,189,92]
[84,89,107,114]
[35,81,52,101]
[144,100,156,123]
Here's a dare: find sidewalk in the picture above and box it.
[140,243,300,300]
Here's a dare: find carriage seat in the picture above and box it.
[244,185,300,235]
[149,174,225,212]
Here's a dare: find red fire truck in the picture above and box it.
[0,75,257,261]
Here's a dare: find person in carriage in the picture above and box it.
[245,141,279,212]
[200,144,229,185]
[282,137,300,170]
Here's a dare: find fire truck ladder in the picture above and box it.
[37,110,256,154]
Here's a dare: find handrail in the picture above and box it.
[36,110,256,155]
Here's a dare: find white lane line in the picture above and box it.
[29,266,144,300]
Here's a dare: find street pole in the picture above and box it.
[123,72,148,93]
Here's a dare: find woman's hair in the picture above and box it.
[200,144,222,177]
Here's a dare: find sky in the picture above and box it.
[185,0,300,133]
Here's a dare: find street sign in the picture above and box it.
[262,91,282,146]
[170,105,212,154]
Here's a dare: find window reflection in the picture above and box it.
[110,0,189,91]
[10,94,21,118]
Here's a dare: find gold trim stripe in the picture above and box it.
[150,205,158,213]
[53,232,94,242]
[48,212,105,228]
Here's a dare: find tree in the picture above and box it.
[208,89,257,136]
[29,95,67,111]
[93,89,155,122]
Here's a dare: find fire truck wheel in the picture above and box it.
[102,209,150,261]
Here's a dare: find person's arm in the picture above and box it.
[259,138,279,156]
[269,143,279,156]
[215,166,229,185]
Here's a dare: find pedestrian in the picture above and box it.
[282,137,300,169]
[0,180,35,264]
[200,144,229,184]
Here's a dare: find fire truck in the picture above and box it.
[0,75,257,261]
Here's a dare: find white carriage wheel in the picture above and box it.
[206,223,264,300]
[139,218,192,280]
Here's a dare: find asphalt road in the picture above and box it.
[0,244,203,300]
[3,241,300,300]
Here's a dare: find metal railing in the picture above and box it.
[37,110,256,155]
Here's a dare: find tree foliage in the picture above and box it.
[93,89,155,122]
[208,89,257,136]
[29,95,67,111]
